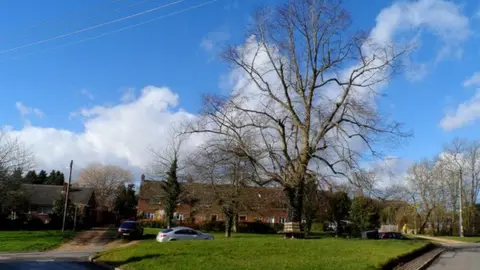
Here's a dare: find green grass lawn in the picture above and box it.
[439,236,480,243]
[98,229,428,270]
[0,230,76,252]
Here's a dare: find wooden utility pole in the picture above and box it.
[73,205,78,231]
[62,160,73,232]
[459,170,464,237]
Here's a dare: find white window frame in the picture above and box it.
[144,212,154,219]
[176,212,184,221]
[279,217,287,224]
[269,217,275,224]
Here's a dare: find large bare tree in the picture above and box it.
[75,163,133,211]
[187,0,409,223]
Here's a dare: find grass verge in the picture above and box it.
[97,230,429,270]
[0,230,76,252]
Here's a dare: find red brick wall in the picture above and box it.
[137,199,287,224]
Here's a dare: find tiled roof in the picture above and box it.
[22,184,94,206]
[139,180,286,209]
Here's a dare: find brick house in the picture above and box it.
[137,175,288,224]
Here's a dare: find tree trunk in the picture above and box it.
[225,215,233,238]
[233,213,239,233]
[285,181,305,224]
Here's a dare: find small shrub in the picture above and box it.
[138,219,167,228]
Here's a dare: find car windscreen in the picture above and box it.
[120,222,136,229]
[161,229,173,233]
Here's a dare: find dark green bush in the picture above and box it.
[238,221,277,234]
[199,221,225,232]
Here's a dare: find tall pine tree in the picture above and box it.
[23,170,38,184]
[161,157,181,228]
[46,170,65,185]
[36,170,48,184]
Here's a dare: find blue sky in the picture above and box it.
[1,0,480,181]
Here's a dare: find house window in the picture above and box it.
[144,212,154,219]
[39,207,53,214]
[279,217,287,224]
[175,212,184,221]
[268,217,275,224]
[211,214,218,222]
[239,215,247,222]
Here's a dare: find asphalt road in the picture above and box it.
[0,250,103,270]
[428,245,480,270]
[0,261,105,270]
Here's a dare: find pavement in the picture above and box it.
[407,235,480,270]
[427,244,480,270]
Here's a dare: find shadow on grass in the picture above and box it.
[141,234,157,240]
[101,253,188,267]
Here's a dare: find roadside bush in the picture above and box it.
[199,221,225,232]
[238,221,277,234]
[272,223,284,233]
[138,219,167,228]
[24,216,48,230]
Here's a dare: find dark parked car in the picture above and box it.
[117,221,144,239]
[379,232,406,239]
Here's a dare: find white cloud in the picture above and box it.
[370,157,412,189]
[15,102,44,126]
[200,30,230,52]
[81,88,94,100]
[440,89,480,131]
[371,0,469,64]
[6,86,205,175]
[463,72,480,87]
[120,88,136,103]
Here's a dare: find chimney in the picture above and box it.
[141,174,145,182]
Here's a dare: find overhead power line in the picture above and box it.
[12,0,221,60]
[2,0,153,44]
[0,0,187,55]
[13,0,126,30]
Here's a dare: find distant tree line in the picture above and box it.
[21,169,65,185]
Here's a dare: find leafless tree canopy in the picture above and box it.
[187,137,261,236]
[0,130,33,172]
[186,0,410,221]
[149,132,185,180]
[404,138,480,235]
[75,163,133,211]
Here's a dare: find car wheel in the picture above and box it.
[169,239,176,241]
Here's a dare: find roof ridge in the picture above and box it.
[22,184,64,187]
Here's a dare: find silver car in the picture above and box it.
[156,226,214,242]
